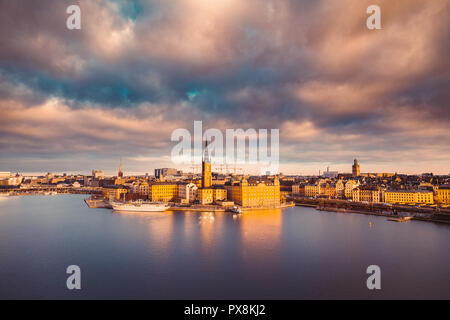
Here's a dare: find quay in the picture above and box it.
[290,196,450,225]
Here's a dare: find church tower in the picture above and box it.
[118,158,124,178]
[352,159,360,177]
[201,140,212,188]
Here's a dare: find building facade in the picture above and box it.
[149,183,179,202]
[384,190,434,205]
[226,177,280,207]
[436,185,450,205]
[178,183,198,203]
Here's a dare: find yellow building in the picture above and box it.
[292,184,305,196]
[352,186,383,203]
[385,190,434,205]
[102,186,128,201]
[226,177,280,208]
[305,184,321,197]
[436,186,450,205]
[345,180,360,199]
[149,183,179,202]
[335,180,345,198]
[323,183,337,198]
[197,187,227,205]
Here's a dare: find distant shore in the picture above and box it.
[292,197,450,225]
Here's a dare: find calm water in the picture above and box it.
[0,194,449,300]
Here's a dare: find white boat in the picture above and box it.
[229,206,243,214]
[111,200,170,212]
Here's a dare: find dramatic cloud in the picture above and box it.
[0,0,449,174]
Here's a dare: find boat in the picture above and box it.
[111,200,170,212]
[229,206,243,214]
[84,198,112,209]
[388,216,413,222]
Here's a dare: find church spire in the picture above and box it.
[118,158,124,178]
[203,140,210,163]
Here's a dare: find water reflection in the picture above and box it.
[2,196,450,299]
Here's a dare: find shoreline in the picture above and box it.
[294,202,450,225]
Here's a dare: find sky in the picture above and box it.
[0,0,449,175]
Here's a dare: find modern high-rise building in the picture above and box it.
[154,168,178,179]
[352,159,360,177]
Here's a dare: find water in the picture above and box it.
[1,194,449,299]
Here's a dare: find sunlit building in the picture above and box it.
[384,190,434,205]
[178,183,198,203]
[226,177,280,208]
[102,185,128,201]
[436,185,450,205]
[149,182,179,202]
[352,186,384,203]
[345,180,360,199]
[305,184,321,197]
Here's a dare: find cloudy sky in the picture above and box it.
[0,0,449,175]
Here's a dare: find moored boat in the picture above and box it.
[388,216,413,222]
[229,206,243,214]
[111,200,169,212]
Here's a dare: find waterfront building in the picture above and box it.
[305,183,321,197]
[178,183,198,203]
[384,190,434,205]
[226,177,280,208]
[102,185,128,201]
[352,159,360,177]
[323,183,337,198]
[436,185,450,205]
[149,183,179,202]
[197,187,227,205]
[131,181,149,197]
[352,186,384,203]
[0,175,23,186]
[292,183,305,196]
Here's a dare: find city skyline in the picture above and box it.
[1,0,449,175]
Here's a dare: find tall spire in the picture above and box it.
[118,158,124,177]
[203,140,210,163]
